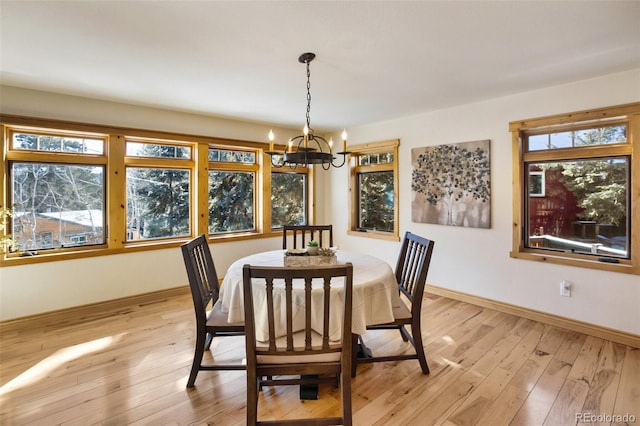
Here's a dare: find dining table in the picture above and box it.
[219,249,400,341]
[219,248,399,396]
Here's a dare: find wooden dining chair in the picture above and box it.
[181,234,245,388]
[356,231,435,375]
[282,224,333,249]
[242,263,353,426]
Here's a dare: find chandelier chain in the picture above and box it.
[306,60,312,131]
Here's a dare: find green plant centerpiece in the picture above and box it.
[307,239,319,256]
[317,247,335,257]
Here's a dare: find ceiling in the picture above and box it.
[1,1,639,132]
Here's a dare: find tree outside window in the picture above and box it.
[208,171,254,233]
[271,172,307,228]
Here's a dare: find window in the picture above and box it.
[3,116,308,266]
[271,172,307,228]
[208,147,257,234]
[7,127,107,252]
[348,139,399,240]
[510,103,640,274]
[126,139,192,241]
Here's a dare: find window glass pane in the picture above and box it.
[528,125,627,151]
[126,142,191,159]
[12,132,104,154]
[208,148,255,164]
[271,173,306,228]
[358,152,394,166]
[548,132,574,149]
[526,157,629,258]
[358,171,394,232]
[126,168,190,240]
[208,171,254,233]
[10,163,105,250]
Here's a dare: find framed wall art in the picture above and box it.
[411,139,491,228]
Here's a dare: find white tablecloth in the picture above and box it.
[219,250,399,341]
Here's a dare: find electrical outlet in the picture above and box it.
[560,280,571,297]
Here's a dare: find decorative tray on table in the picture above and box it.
[284,248,337,266]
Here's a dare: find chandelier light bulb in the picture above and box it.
[268,129,275,152]
[341,129,348,152]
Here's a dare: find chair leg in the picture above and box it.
[399,325,410,342]
[351,334,359,377]
[411,323,430,374]
[187,332,206,387]
[341,369,353,426]
[246,370,259,425]
[204,331,213,350]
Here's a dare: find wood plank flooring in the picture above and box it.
[1,292,638,425]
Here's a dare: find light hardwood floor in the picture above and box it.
[1,292,638,425]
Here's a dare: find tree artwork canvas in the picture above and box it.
[411,140,491,228]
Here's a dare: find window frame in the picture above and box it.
[207,145,259,236]
[347,139,400,241]
[0,115,304,266]
[4,125,109,255]
[509,103,640,274]
[124,136,194,243]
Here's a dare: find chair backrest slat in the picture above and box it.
[286,276,294,351]
[395,232,435,313]
[304,276,313,350]
[264,277,277,351]
[322,276,331,349]
[282,225,333,249]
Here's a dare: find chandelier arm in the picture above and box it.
[270,155,284,168]
[330,153,349,168]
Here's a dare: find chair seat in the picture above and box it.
[207,300,243,328]
[255,329,342,364]
[391,300,412,321]
[370,299,412,326]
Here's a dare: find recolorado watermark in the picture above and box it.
[576,412,636,423]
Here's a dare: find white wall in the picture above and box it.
[2,71,639,334]
[0,86,331,320]
[329,69,640,335]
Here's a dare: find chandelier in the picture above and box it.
[266,52,349,169]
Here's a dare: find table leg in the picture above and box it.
[299,375,319,400]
